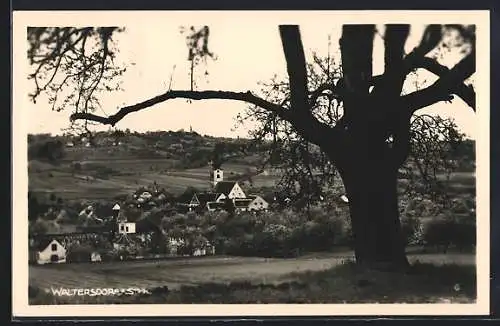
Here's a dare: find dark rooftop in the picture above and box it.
[214,181,237,195]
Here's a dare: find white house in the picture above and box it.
[214,181,246,199]
[118,222,136,234]
[233,195,269,212]
[91,251,102,263]
[247,195,269,211]
[34,239,67,265]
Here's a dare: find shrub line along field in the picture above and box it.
[30,251,475,292]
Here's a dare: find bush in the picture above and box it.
[67,245,94,263]
[422,217,476,252]
[212,210,352,258]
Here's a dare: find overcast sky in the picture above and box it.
[23,12,479,139]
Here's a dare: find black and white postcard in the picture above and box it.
[11,10,490,317]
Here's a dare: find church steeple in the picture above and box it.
[208,160,223,188]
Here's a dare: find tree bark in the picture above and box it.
[330,141,410,271]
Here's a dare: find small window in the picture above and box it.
[120,225,124,231]
[126,226,129,232]
[216,174,220,179]
[51,243,57,251]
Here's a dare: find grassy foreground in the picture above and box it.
[29,261,476,304]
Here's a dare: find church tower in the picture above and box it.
[213,168,224,187]
[208,160,224,188]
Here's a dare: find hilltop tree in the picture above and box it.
[27,24,475,270]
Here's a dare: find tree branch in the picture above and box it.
[408,24,443,58]
[401,50,476,112]
[279,25,310,111]
[70,90,290,126]
[381,24,410,96]
[339,25,375,95]
[412,56,476,109]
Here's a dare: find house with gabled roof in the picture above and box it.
[32,238,67,265]
[232,195,269,212]
[246,195,269,211]
[214,181,246,199]
[234,198,253,211]
[190,192,226,209]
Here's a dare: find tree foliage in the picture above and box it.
[28,138,65,163]
[27,27,126,136]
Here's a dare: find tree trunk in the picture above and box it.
[333,145,410,271]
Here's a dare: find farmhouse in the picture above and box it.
[234,198,253,211]
[190,192,226,208]
[91,251,102,262]
[118,221,136,234]
[246,195,269,211]
[233,195,269,212]
[33,239,67,265]
[206,201,226,212]
[214,181,246,199]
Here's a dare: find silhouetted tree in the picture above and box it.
[28,24,475,270]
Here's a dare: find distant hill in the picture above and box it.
[28,130,279,200]
[27,130,475,201]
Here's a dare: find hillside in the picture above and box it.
[28,130,475,202]
[28,130,281,200]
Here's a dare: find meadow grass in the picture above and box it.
[29,254,475,304]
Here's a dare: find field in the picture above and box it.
[29,155,474,201]
[29,251,476,304]
[29,154,282,200]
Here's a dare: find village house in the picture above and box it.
[118,221,136,234]
[234,198,253,211]
[206,201,227,212]
[31,239,67,265]
[189,192,226,208]
[214,181,246,199]
[233,195,269,212]
[175,165,271,212]
[246,195,269,211]
[91,251,102,263]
